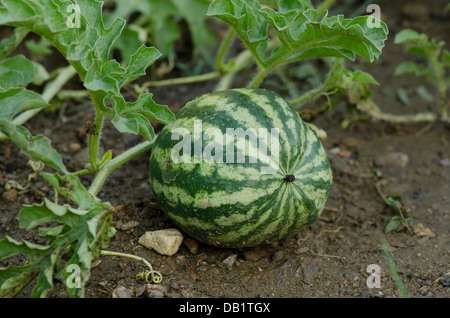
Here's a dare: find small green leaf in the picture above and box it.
[396,88,410,105]
[0,55,35,89]
[394,28,445,58]
[394,29,421,44]
[39,173,98,210]
[443,50,450,67]
[0,88,47,121]
[25,37,52,57]
[111,93,175,141]
[171,0,217,56]
[0,27,29,61]
[0,120,67,173]
[352,70,380,85]
[98,150,113,170]
[118,45,161,87]
[385,218,401,233]
[415,85,434,102]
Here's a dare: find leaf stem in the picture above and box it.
[290,86,329,109]
[215,49,254,91]
[215,27,235,73]
[429,55,448,119]
[88,139,154,196]
[138,71,220,89]
[87,105,104,172]
[290,58,343,109]
[246,45,293,89]
[357,98,438,123]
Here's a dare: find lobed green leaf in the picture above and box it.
[0,197,113,298]
[40,172,99,210]
[0,88,47,121]
[0,27,29,61]
[0,55,35,89]
[0,120,67,173]
[112,93,175,142]
[208,0,389,68]
[0,0,174,141]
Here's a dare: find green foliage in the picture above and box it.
[0,189,114,298]
[394,28,449,118]
[104,0,217,62]
[0,0,175,142]
[0,0,175,297]
[208,0,388,88]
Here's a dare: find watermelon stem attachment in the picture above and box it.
[284,174,296,183]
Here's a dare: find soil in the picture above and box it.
[0,0,449,298]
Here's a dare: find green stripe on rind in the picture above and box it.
[149,88,332,247]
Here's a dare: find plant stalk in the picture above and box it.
[89,139,154,196]
[429,56,448,119]
[139,71,221,88]
[357,98,438,123]
[215,27,235,73]
[87,98,105,172]
[290,86,329,109]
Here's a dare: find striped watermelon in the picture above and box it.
[149,88,332,248]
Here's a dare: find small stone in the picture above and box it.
[112,286,132,298]
[413,223,435,237]
[416,168,431,176]
[242,248,267,261]
[440,273,450,287]
[297,247,309,254]
[135,285,146,297]
[69,143,82,152]
[181,289,194,298]
[377,152,409,168]
[341,137,358,148]
[183,237,199,254]
[271,250,286,262]
[1,189,17,202]
[138,228,183,256]
[337,150,353,159]
[439,158,450,167]
[146,284,167,298]
[118,220,139,231]
[222,254,237,266]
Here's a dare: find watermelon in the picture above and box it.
[149,88,332,248]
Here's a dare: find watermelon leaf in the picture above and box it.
[207,0,388,69]
[394,28,449,118]
[0,120,67,173]
[112,93,175,142]
[0,27,29,61]
[0,88,47,121]
[0,197,114,298]
[0,55,35,89]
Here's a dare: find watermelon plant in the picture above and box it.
[0,0,388,297]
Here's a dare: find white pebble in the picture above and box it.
[139,228,183,256]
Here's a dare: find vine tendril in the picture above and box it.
[100,250,162,284]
